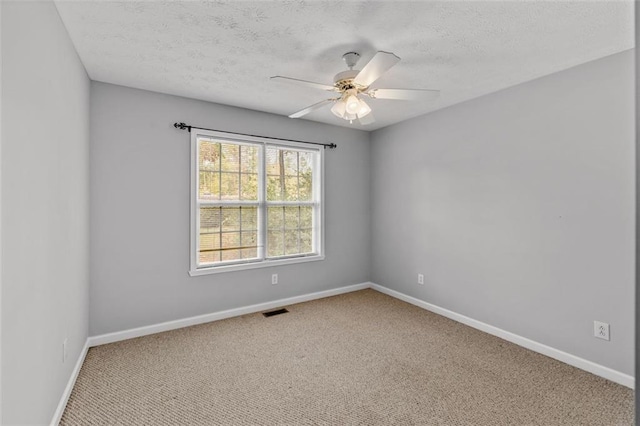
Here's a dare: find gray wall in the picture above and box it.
[90,82,371,336]
[1,1,90,424]
[371,50,635,375]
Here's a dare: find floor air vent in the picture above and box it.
[262,308,289,317]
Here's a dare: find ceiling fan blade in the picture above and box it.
[358,113,375,126]
[271,76,336,91]
[368,88,440,101]
[353,51,401,87]
[289,99,335,118]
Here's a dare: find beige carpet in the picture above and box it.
[61,289,633,425]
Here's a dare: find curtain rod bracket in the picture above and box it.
[173,122,336,149]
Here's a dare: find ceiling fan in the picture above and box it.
[271,51,440,125]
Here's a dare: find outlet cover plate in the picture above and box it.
[594,321,610,341]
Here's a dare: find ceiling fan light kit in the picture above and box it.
[329,88,372,123]
[271,50,440,125]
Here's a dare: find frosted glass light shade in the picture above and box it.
[357,99,372,118]
[331,100,346,118]
[345,95,360,114]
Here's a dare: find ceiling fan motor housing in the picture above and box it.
[335,52,366,93]
[334,69,368,93]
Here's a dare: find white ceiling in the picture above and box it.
[54,1,634,131]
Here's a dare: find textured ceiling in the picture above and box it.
[54,1,633,131]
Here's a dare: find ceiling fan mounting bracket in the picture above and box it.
[342,52,360,69]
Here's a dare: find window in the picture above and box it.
[190,129,324,275]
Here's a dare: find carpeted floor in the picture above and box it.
[61,289,633,425]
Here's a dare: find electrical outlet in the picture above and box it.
[63,338,68,363]
[594,321,610,341]
[417,273,424,285]
[271,274,278,285]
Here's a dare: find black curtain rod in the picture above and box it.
[173,122,337,149]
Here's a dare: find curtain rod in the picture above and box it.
[173,122,337,149]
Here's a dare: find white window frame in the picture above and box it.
[189,129,325,276]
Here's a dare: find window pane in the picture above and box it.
[267,230,284,257]
[199,250,220,264]
[284,206,300,229]
[221,232,241,262]
[198,171,217,201]
[241,207,258,230]
[221,231,240,247]
[284,176,299,201]
[241,173,258,200]
[284,229,300,255]
[199,140,220,171]
[199,231,221,264]
[267,206,284,230]
[221,208,240,231]
[199,207,221,264]
[221,143,240,172]
[241,231,258,260]
[267,175,282,201]
[299,152,314,201]
[200,231,221,251]
[221,249,241,262]
[241,248,258,259]
[300,228,313,254]
[265,147,280,175]
[299,151,312,174]
[240,145,258,173]
[300,206,313,229]
[200,206,220,229]
[299,173,312,201]
[220,172,239,200]
[283,150,298,175]
[241,231,258,247]
[266,147,314,202]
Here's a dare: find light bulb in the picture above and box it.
[331,100,346,118]
[357,99,372,118]
[345,94,360,114]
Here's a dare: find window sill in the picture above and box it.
[189,254,325,276]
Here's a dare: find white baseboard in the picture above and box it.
[370,283,634,389]
[50,339,90,426]
[52,280,632,426]
[88,282,371,347]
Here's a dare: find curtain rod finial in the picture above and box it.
[174,122,191,132]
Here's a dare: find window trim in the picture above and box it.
[189,129,325,276]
